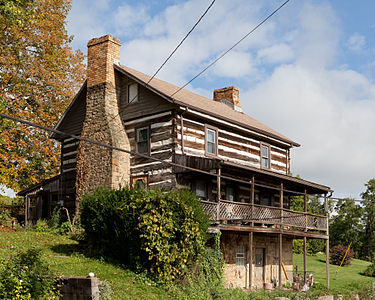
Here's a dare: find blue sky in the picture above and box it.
[66,0,375,199]
[5,0,374,198]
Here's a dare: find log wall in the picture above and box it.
[175,113,289,175]
[124,111,175,190]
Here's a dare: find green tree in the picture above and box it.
[0,0,85,192]
[329,198,363,258]
[362,179,375,260]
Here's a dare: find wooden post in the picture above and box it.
[24,196,29,226]
[280,181,284,224]
[249,232,253,290]
[180,113,184,154]
[325,194,330,290]
[279,233,282,288]
[303,236,307,284]
[251,175,255,226]
[217,167,221,221]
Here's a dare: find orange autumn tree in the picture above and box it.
[0,0,85,192]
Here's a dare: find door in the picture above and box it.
[254,248,265,284]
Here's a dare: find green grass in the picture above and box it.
[294,252,374,294]
[1,227,374,299]
[0,227,173,299]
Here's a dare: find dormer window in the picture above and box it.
[136,127,149,154]
[205,126,217,156]
[261,144,270,169]
[128,82,138,103]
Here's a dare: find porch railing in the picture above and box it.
[201,200,328,232]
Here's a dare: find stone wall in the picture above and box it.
[76,35,130,209]
[221,231,293,289]
[59,276,100,300]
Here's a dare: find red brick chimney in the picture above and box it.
[76,35,130,208]
[213,86,242,112]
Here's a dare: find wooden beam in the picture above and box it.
[217,167,221,221]
[303,236,307,284]
[218,225,329,240]
[249,232,253,290]
[251,175,255,226]
[180,113,184,154]
[280,181,284,223]
[279,233,282,288]
[325,195,330,290]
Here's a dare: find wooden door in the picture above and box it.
[254,248,265,283]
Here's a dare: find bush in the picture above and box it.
[329,244,354,266]
[80,187,210,283]
[0,248,59,299]
[364,262,375,277]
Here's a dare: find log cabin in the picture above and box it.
[18,35,332,290]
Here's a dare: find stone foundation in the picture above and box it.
[221,231,293,289]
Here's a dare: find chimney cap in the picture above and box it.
[87,35,121,48]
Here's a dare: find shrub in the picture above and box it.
[329,244,354,266]
[80,187,210,283]
[0,248,59,299]
[363,262,375,277]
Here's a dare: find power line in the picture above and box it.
[145,0,216,87]
[1,112,326,197]
[170,0,291,97]
[3,112,373,205]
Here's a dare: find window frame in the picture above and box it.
[205,125,218,157]
[194,180,207,200]
[128,82,139,103]
[260,142,270,169]
[236,245,246,266]
[130,175,149,189]
[135,126,150,155]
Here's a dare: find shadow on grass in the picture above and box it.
[49,242,85,256]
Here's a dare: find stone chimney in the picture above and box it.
[75,35,130,209]
[213,86,242,112]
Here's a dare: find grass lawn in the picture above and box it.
[1,226,375,299]
[294,252,374,294]
[0,226,173,299]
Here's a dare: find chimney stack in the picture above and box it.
[76,35,130,208]
[213,86,242,112]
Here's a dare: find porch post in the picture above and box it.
[251,175,255,226]
[325,194,330,290]
[25,196,29,226]
[279,233,282,288]
[303,188,307,284]
[280,181,284,224]
[216,167,221,221]
[249,232,253,289]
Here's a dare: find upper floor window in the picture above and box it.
[128,82,138,103]
[261,144,270,169]
[136,127,149,154]
[195,181,206,199]
[226,186,235,201]
[206,126,217,156]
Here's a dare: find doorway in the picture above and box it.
[254,247,265,283]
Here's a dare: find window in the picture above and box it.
[236,245,245,266]
[206,127,217,155]
[131,175,148,189]
[226,186,234,201]
[195,181,206,199]
[128,83,138,103]
[261,144,270,169]
[136,127,149,154]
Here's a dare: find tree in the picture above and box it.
[329,198,363,258]
[362,179,375,260]
[0,0,85,192]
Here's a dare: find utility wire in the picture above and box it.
[170,0,291,97]
[1,112,327,197]
[145,0,216,86]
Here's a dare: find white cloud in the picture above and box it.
[67,0,375,198]
[347,33,366,52]
[257,43,294,64]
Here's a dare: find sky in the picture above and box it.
[7,0,374,199]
